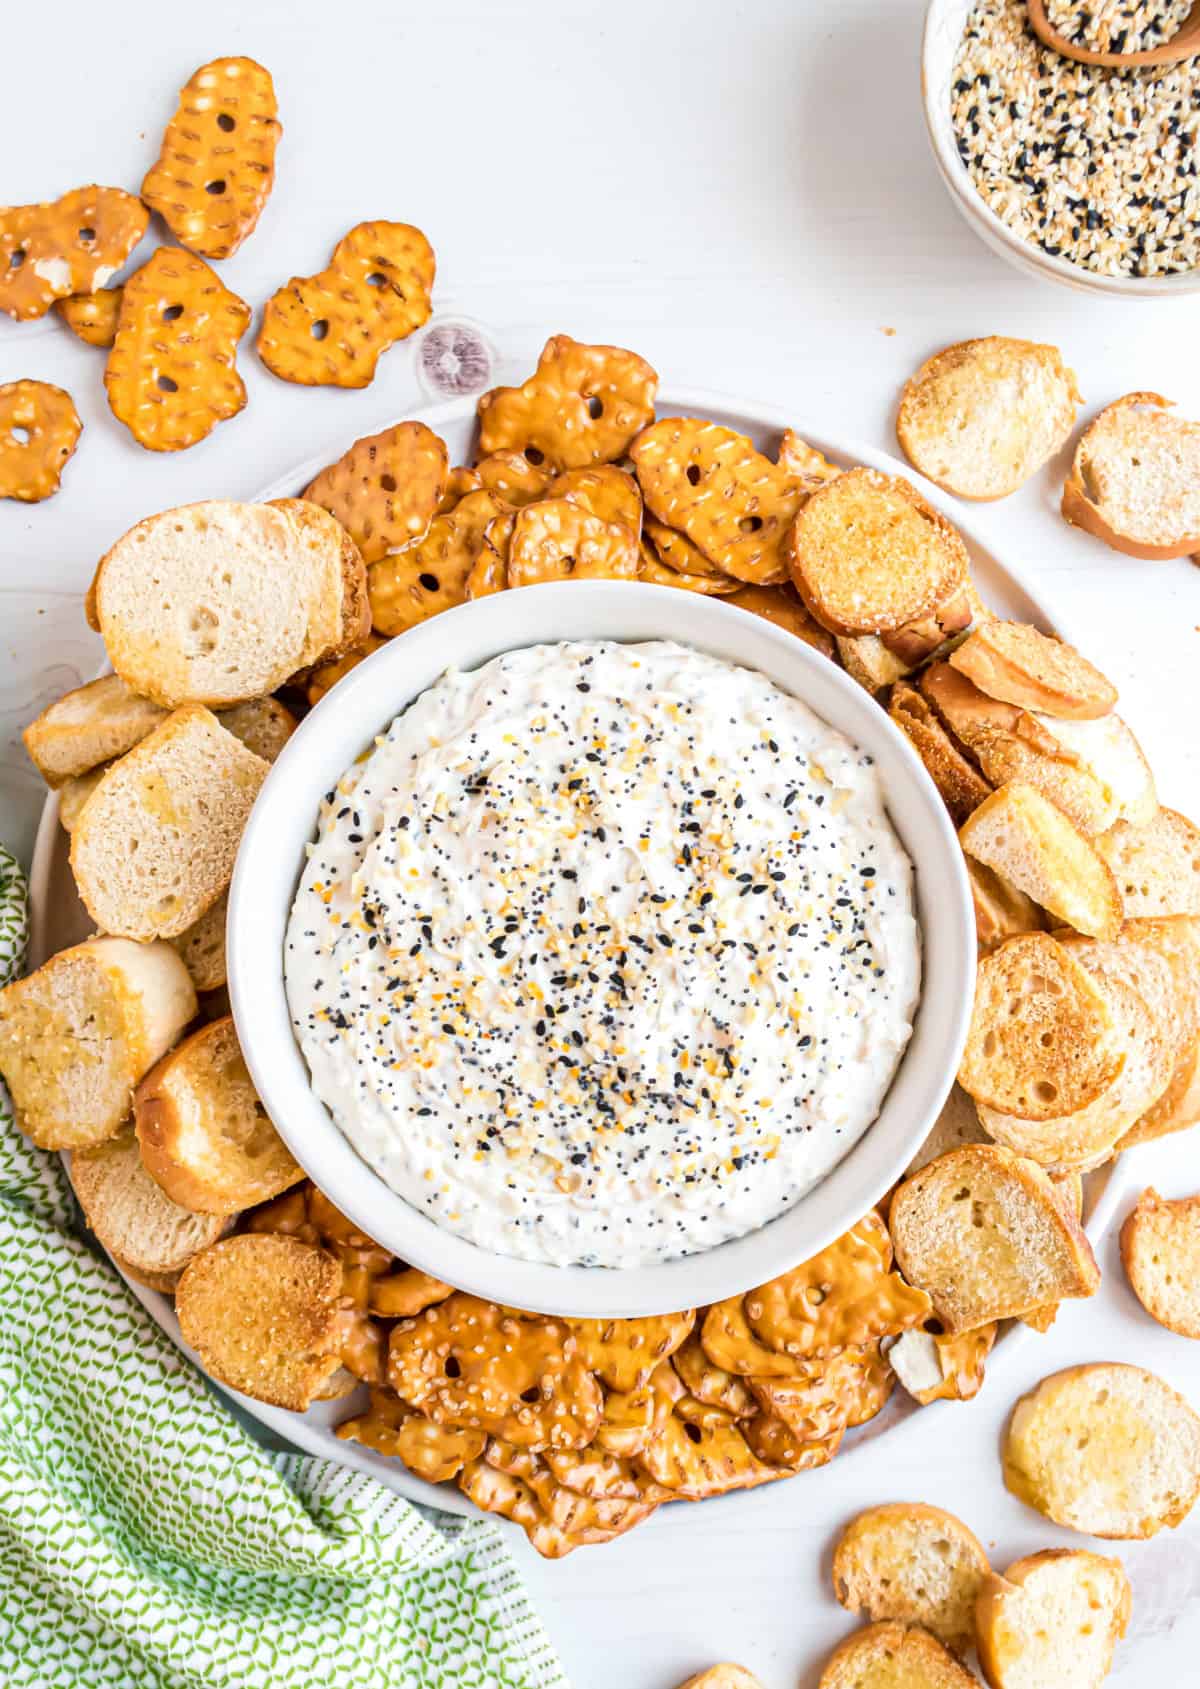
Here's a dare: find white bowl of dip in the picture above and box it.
[229,582,974,1316]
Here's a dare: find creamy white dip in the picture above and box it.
[285,641,920,1267]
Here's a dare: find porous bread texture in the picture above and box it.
[1003,1363,1200,1538]
[676,1670,765,1689]
[966,857,1046,955]
[905,1084,988,1178]
[70,706,268,942]
[1062,393,1200,559]
[832,1503,989,1657]
[175,1232,343,1411]
[889,685,991,826]
[88,498,368,708]
[0,936,195,1149]
[958,932,1124,1121]
[1120,1188,1200,1338]
[135,1015,303,1215]
[888,1144,1099,1331]
[818,1620,978,1687]
[1097,808,1200,917]
[959,783,1121,940]
[22,674,165,786]
[975,1549,1131,1689]
[167,891,228,992]
[897,337,1080,502]
[72,1125,230,1276]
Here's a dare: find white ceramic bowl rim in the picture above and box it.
[921,0,1200,297]
[229,569,974,1317]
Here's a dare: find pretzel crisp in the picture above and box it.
[671,1332,757,1418]
[639,540,742,596]
[777,428,841,489]
[55,286,123,347]
[104,246,250,451]
[142,57,281,260]
[0,186,147,320]
[258,221,435,388]
[460,1458,650,1558]
[387,1293,603,1451]
[464,511,515,599]
[592,1375,661,1458]
[368,1267,453,1319]
[699,1294,808,1381]
[0,381,82,502]
[638,1407,778,1499]
[644,515,730,580]
[369,487,509,633]
[337,1388,484,1482]
[631,418,806,585]
[508,497,640,587]
[744,1414,843,1471]
[305,634,389,707]
[474,449,552,506]
[563,1312,695,1393]
[477,334,658,471]
[545,463,643,533]
[485,1440,662,1530]
[303,421,448,563]
[743,1212,932,1357]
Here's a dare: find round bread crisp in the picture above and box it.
[72,1126,229,1277]
[818,1621,977,1688]
[175,1233,343,1411]
[897,337,1080,502]
[1121,1188,1200,1337]
[832,1503,990,1657]
[787,468,968,636]
[1003,1363,1200,1538]
[677,1670,765,1689]
[975,1549,1131,1689]
[958,932,1124,1121]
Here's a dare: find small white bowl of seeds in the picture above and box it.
[923,0,1200,295]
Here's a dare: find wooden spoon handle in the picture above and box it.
[1027,0,1200,67]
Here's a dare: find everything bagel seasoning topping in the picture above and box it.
[285,640,919,1266]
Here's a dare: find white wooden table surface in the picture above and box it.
[4,2,1200,1684]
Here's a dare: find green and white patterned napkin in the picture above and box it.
[0,843,569,1689]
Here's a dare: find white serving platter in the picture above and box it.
[28,385,1133,1522]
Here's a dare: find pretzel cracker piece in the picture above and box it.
[336,1387,484,1482]
[385,1292,602,1450]
[141,57,281,260]
[259,221,435,388]
[304,421,449,562]
[0,381,82,501]
[104,246,250,451]
[369,487,509,633]
[507,497,640,586]
[477,334,658,472]
[0,186,147,320]
[631,418,806,584]
[55,286,123,348]
[744,1211,931,1358]
[561,1312,695,1392]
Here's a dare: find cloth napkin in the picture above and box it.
[0,843,569,1689]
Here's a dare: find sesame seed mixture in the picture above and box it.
[952,0,1200,276]
[285,641,919,1268]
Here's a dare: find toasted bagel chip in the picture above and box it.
[788,468,968,635]
[951,621,1116,721]
[897,337,1080,501]
[959,933,1123,1120]
[1097,807,1200,918]
[176,1233,343,1410]
[1003,1362,1200,1538]
[1121,1188,1200,1338]
[677,1668,765,1689]
[832,1502,990,1657]
[960,783,1121,940]
[818,1621,978,1688]
[1062,392,1200,560]
[73,1125,230,1278]
[890,684,992,826]
[975,1549,1131,1689]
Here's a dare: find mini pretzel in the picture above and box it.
[630,418,806,585]
[464,511,514,599]
[671,1332,757,1418]
[777,429,841,489]
[473,449,552,507]
[563,1312,695,1392]
[104,246,250,451]
[258,221,435,388]
[305,634,389,707]
[637,1407,777,1499]
[55,286,123,348]
[437,465,483,513]
[699,1295,807,1381]
[507,498,640,587]
[743,1413,843,1471]
[639,541,742,596]
[0,185,147,320]
[0,381,82,502]
[337,1388,485,1482]
[141,57,281,260]
[477,334,657,471]
[744,1212,932,1357]
[368,1267,453,1319]
[644,516,729,580]
[485,1441,661,1533]
[460,1459,646,1558]
[386,1293,602,1450]
[593,1374,661,1458]
[545,463,643,533]
[303,421,449,562]
[369,488,509,633]
[543,1444,654,1501]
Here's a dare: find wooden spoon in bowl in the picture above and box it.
[1026,0,1200,67]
